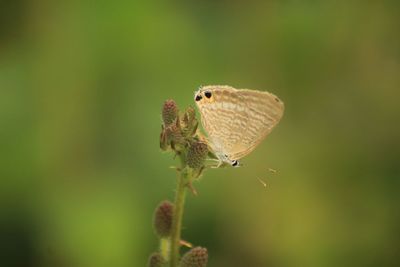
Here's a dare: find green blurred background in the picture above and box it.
[1,1,399,267]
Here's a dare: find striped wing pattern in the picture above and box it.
[198,87,248,155]
[195,85,284,162]
[230,89,284,160]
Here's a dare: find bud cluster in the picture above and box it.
[160,100,209,173]
[160,99,199,152]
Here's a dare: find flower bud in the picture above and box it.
[180,247,208,267]
[182,106,198,137]
[147,252,166,267]
[153,200,174,238]
[164,123,186,151]
[162,99,178,126]
[187,142,209,169]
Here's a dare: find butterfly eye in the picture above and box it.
[205,91,212,98]
[195,94,202,101]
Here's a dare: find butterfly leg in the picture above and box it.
[203,158,221,168]
[215,159,223,168]
[206,158,224,168]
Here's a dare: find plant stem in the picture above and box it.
[169,153,189,267]
[160,238,170,261]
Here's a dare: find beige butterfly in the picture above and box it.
[194,85,284,167]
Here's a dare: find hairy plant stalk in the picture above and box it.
[155,100,209,267]
[169,153,190,267]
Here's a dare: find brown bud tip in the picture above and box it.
[187,142,209,169]
[147,252,166,267]
[153,200,174,238]
[180,247,208,267]
[162,99,178,126]
[165,124,184,145]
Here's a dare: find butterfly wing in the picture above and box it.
[228,89,284,160]
[195,86,284,163]
[196,86,249,158]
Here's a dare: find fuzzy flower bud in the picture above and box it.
[187,142,209,169]
[164,123,185,150]
[162,99,178,126]
[153,200,174,238]
[180,247,208,267]
[185,106,196,121]
[147,252,166,267]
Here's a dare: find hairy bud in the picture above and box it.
[187,142,209,169]
[162,99,179,126]
[153,200,174,238]
[180,247,208,267]
[147,252,166,267]
[164,122,185,151]
[182,106,198,137]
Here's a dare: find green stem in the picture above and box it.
[169,153,189,267]
[160,238,170,261]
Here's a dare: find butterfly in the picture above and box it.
[194,85,284,167]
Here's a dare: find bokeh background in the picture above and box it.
[1,1,399,267]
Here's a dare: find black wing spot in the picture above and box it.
[205,91,212,98]
[232,160,239,167]
[195,94,202,101]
